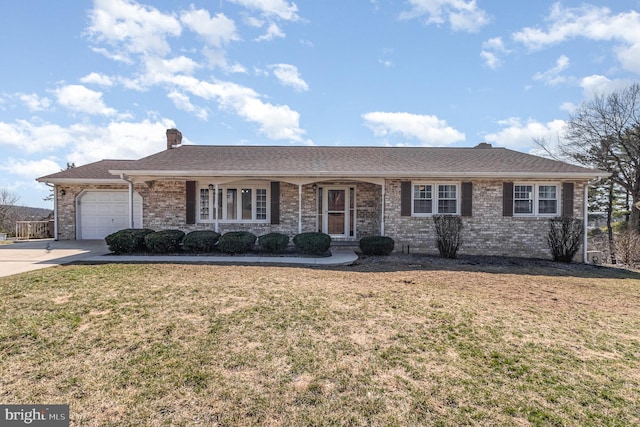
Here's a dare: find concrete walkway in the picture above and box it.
[0,239,110,277]
[87,249,358,266]
[0,239,358,278]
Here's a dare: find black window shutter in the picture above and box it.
[562,182,574,217]
[186,181,196,224]
[503,182,513,217]
[270,181,280,224]
[461,182,473,216]
[400,181,412,217]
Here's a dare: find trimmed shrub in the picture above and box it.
[144,229,185,254]
[105,228,154,254]
[258,232,290,254]
[547,217,583,263]
[218,231,257,254]
[359,236,395,256]
[433,215,463,259]
[293,232,331,255]
[183,230,220,253]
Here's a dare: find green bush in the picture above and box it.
[105,228,154,254]
[183,230,220,253]
[218,231,257,254]
[258,232,290,254]
[359,236,395,256]
[293,232,331,255]
[433,215,463,259]
[547,217,583,263]
[144,230,185,254]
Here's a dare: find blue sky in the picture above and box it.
[1,0,640,208]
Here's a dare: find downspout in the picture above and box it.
[583,181,589,264]
[298,184,303,234]
[120,173,134,228]
[46,183,58,240]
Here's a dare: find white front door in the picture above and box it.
[321,186,355,238]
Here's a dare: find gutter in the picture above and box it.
[108,169,610,180]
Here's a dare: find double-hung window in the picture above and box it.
[412,183,459,215]
[198,184,268,222]
[513,184,558,216]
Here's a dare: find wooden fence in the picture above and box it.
[15,221,51,240]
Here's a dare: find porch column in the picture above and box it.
[381,183,385,235]
[214,184,219,233]
[120,173,134,228]
[298,184,302,234]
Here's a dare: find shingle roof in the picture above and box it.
[37,160,137,182]
[37,145,608,182]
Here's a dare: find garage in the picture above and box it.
[77,191,143,239]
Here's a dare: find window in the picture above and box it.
[514,185,533,214]
[412,183,459,215]
[198,184,269,222]
[514,184,558,216]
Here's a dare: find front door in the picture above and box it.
[321,186,355,238]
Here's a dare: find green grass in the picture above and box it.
[1,263,639,426]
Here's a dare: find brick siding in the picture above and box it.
[57,178,587,260]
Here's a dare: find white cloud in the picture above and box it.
[399,0,490,33]
[483,117,566,150]
[579,75,634,99]
[362,112,465,146]
[481,37,509,69]
[17,93,51,111]
[180,7,238,47]
[533,55,571,85]
[167,90,208,120]
[228,0,300,21]
[80,72,114,86]
[165,75,308,142]
[1,158,62,179]
[269,64,309,91]
[513,3,640,73]
[87,0,182,59]
[67,119,176,165]
[255,22,285,42]
[55,85,117,116]
[0,120,73,153]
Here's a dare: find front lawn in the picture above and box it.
[1,262,639,426]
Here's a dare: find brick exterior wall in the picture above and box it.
[58,178,587,260]
[384,179,586,259]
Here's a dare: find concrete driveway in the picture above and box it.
[0,239,109,278]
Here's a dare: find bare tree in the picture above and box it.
[0,188,20,233]
[563,83,640,231]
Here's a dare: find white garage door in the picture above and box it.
[78,191,143,239]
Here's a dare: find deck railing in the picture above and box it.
[15,221,51,240]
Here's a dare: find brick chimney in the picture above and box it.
[474,142,492,149]
[166,128,182,150]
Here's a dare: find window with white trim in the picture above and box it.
[412,183,459,215]
[514,184,558,216]
[198,184,269,222]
